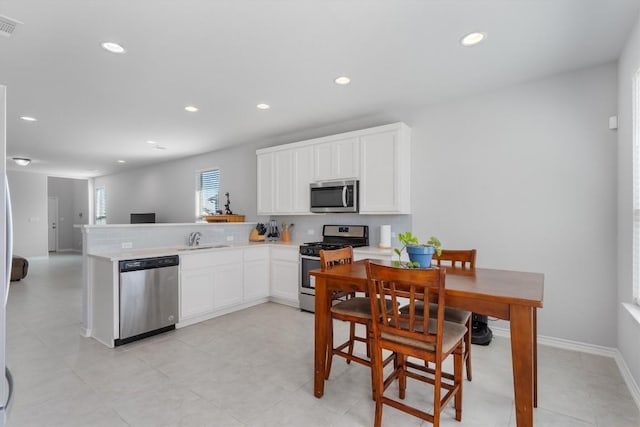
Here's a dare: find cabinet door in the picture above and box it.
[212,250,244,310]
[274,150,294,213]
[212,261,244,310]
[334,137,360,179]
[360,127,410,214]
[257,152,274,215]
[292,146,313,212]
[180,267,215,320]
[313,137,360,181]
[243,247,270,300]
[270,259,299,303]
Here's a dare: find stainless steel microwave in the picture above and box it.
[310,180,359,213]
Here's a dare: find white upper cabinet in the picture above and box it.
[256,122,411,216]
[256,152,274,215]
[313,137,360,181]
[359,123,411,214]
[292,146,313,212]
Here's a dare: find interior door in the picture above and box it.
[47,197,58,252]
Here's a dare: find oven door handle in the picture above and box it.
[300,255,321,261]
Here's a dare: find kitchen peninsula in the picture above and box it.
[80,222,392,347]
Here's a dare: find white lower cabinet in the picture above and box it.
[212,249,244,310]
[243,246,270,301]
[179,249,243,321]
[179,245,298,324]
[180,267,215,320]
[269,246,300,306]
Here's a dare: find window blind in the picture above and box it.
[197,169,221,218]
[95,186,106,224]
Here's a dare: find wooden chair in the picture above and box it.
[366,261,465,427]
[399,249,474,381]
[321,247,394,385]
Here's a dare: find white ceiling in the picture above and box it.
[1,0,639,178]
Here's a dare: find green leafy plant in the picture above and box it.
[393,232,442,268]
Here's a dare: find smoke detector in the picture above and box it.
[0,15,22,37]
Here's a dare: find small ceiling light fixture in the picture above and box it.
[12,157,31,166]
[460,31,486,47]
[184,105,199,112]
[20,116,37,122]
[117,159,126,164]
[256,103,270,110]
[334,76,351,85]
[146,140,157,144]
[101,42,126,54]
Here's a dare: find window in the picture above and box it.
[634,69,640,304]
[95,186,106,224]
[196,169,221,219]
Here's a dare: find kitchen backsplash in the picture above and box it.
[270,214,412,248]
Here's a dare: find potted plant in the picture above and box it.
[393,232,442,268]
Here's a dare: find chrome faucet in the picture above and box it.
[188,231,201,247]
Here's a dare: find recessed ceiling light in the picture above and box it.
[184,105,199,112]
[334,76,351,85]
[256,103,270,110]
[117,159,126,164]
[12,157,31,166]
[101,42,126,54]
[460,32,486,46]
[20,116,37,122]
[146,140,157,144]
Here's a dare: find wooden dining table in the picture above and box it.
[310,259,544,427]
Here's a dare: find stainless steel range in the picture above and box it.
[299,225,369,312]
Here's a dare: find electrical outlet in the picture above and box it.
[391,232,397,238]
[122,242,133,249]
[307,229,315,235]
[226,235,234,241]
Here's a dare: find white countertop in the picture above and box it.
[88,242,392,262]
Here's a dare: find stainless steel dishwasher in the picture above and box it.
[116,255,179,346]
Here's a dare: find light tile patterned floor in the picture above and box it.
[5,253,640,426]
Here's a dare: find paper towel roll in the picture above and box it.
[379,225,391,249]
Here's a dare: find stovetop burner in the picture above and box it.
[299,225,369,257]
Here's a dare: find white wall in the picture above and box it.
[94,142,265,224]
[410,63,618,347]
[617,13,640,392]
[7,171,48,258]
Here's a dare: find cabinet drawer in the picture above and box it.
[244,246,270,261]
[180,249,242,269]
[271,246,299,262]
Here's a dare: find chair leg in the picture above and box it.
[433,359,442,426]
[454,344,463,421]
[372,341,384,427]
[325,318,334,380]
[346,321,356,364]
[465,316,472,381]
[398,354,407,400]
[533,308,538,408]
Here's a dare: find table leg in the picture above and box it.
[510,304,534,427]
[314,277,329,398]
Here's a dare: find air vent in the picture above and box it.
[0,15,22,37]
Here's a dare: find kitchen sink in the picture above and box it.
[177,244,229,251]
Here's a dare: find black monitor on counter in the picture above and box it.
[130,213,156,224]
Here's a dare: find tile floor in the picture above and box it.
[5,253,640,426]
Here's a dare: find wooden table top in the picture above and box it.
[310,259,544,309]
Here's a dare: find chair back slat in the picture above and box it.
[320,246,354,270]
[366,261,446,349]
[433,249,476,269]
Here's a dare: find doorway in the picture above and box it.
[48,197,58,252]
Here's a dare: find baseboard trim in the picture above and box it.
[491,326,640,410]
